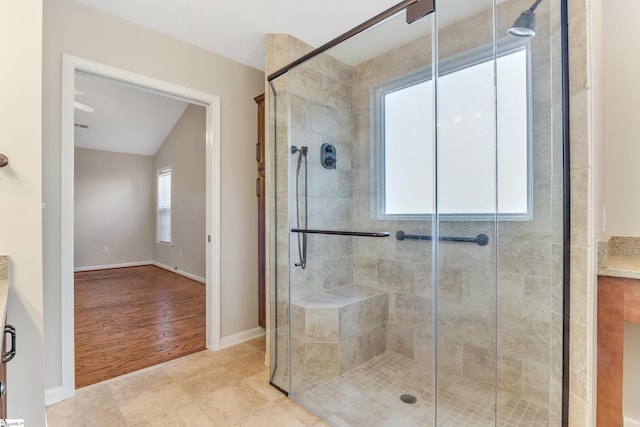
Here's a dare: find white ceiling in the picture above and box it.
[75,0,510,71]
[74,72,188,156]
[76,0,403,71]
[72,0,512,156]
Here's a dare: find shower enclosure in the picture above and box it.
[267,0,568,425]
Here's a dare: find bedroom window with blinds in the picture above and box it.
[157,167,172,245]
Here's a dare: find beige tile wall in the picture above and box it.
[285,49,356,302]
[566,0,595,424]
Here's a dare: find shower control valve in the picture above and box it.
[321,143,337,169]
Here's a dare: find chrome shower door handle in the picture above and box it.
[256,177,263,198]
[2,325,16,363]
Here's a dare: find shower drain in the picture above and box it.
[400,394,417,404]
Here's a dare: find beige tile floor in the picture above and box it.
[46,337,328,427]
[46,336,549,427]
[292,352,549,427]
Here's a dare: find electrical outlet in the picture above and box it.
[102,246,109,254]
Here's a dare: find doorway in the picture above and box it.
[60,54,221,400]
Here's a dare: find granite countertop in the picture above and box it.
[598,236,640,279]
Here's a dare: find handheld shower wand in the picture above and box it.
[291,146,308,269]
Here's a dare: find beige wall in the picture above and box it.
[603,0,640,237]
[624,323,640,421]
[0,0,45,424]
[602,0,640,421]
[154,104,206,279]
[74,148,155,268]
[43,0,264,394]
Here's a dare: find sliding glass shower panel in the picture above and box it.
[495,0,565,424]
[434,0,500,425]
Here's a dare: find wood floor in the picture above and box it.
[74,265,206,388]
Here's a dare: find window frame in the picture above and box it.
[156,166,173,246]
[372,37,533,221]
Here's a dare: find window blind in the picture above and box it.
[157,168,171,244]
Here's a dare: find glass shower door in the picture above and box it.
[268,6,439,426]
[433,0,565,425]
[267,0,566,425]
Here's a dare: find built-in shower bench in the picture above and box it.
[291,285,388,376]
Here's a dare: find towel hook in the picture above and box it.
[0,154,7,168]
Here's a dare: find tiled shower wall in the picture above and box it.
[286,57,355,301]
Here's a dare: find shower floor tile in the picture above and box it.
[291,352,548,426]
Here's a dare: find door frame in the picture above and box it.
[60,54,221,400]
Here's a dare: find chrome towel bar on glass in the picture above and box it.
[291,229,390,238]
[396,230,489,246]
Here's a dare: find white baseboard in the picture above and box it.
[152,261,205,284]
[220,327,265,349]
[45,386,64,406]
[73,261,205,284]
[625,417,640,427]
[74,261,152,272]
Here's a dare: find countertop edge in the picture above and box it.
[597,235,640,279]
[598,267,640,280]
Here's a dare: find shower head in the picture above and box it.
[507,0,542,38]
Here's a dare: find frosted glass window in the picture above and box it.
[376,42,530,219]
[157,167,172,244]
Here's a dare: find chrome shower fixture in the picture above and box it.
[291,145,308,155]
[507,0,542,38]
[291,145,308,269]
[321,143,336,169]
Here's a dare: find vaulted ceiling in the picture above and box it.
[74,72,188,156]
